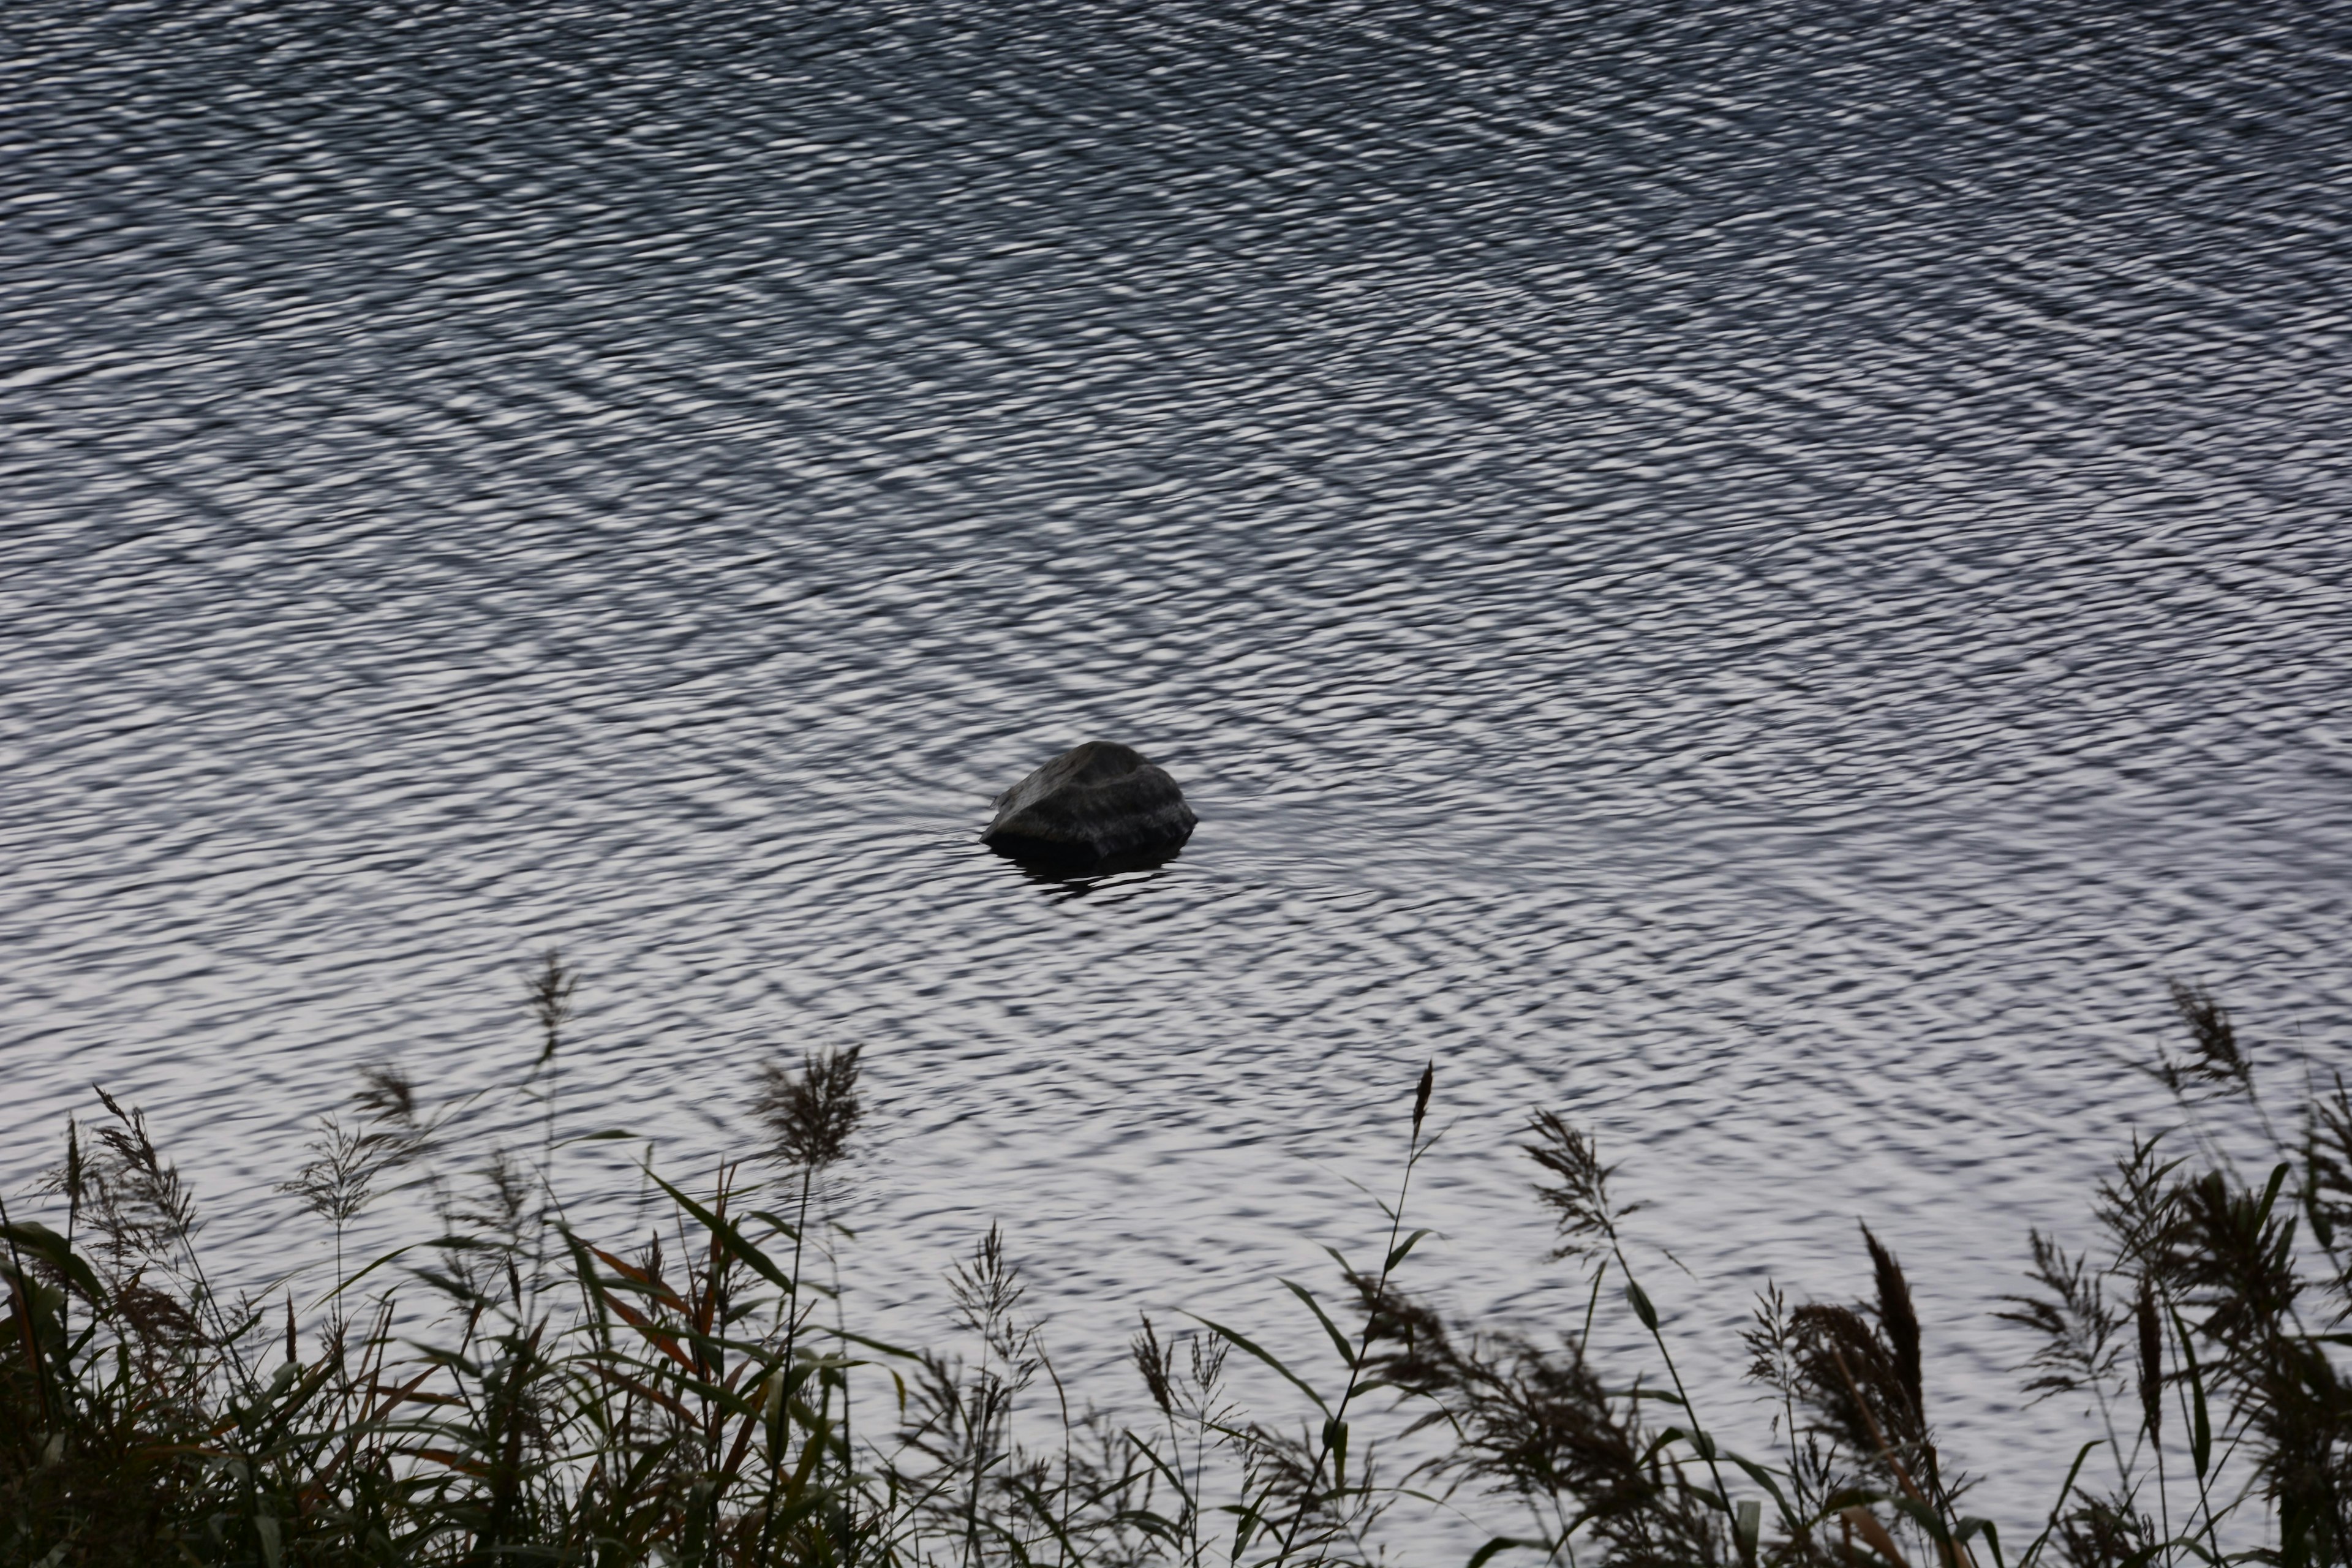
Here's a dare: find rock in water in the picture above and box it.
[982,742,1196,865]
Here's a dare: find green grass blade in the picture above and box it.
[1386,1227,1435,1273]
[644,1169,797,1296]
[2019,1439,2101,1567]
[1281,1278,1357,1368]
[2169,1307,2212,1480]
[1624,1278,1660,1331]
[1467,1533,1549,1567]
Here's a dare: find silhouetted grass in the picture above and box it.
[4,971,2345,1566]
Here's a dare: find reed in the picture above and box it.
[3,976,2346,1566]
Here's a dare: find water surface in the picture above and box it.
[6,0,2351,1541]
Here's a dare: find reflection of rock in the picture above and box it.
[982,742,1196,867]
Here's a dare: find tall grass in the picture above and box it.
[4,969,2346,1566]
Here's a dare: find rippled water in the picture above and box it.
[7,0,2351,1542]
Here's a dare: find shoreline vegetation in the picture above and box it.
[4,965,2348,1567]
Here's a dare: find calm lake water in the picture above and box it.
[6,0,2350,1544]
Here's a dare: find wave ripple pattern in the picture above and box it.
[5,0,2350,1540]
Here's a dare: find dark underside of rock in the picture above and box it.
[981,742,1196,869]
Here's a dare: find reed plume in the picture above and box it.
[1133,1314,1176,1418]
[753,1043,865,1171]
[527,949,576,1069]
[2156,979,2252,1099]
[1863,1224,1923,1428]
[1523,1108,1638,1264]
[2137,1276,2163,1442]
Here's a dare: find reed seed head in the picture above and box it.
[753,1044,865,1171]
[1523,1109,1636,1262]
[75,1086,200,1262]
[1133,1314,1175,1416]
[278,1115,397,1226]
[1861,1223,1922,1424]
[355,1062,420,1131]
[529,951,578,1066]
[2162,979,2250,1095]
[64,1117,83,1227]
[2135,1275,2162,1441]
[1412,1060,1434,1142]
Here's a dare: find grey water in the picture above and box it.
[6,0,2351,1544]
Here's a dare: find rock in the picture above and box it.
[981,742,1196,866]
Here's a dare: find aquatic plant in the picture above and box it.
[2,975,2345,1566]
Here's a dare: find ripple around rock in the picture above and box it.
[981,741,1196,869]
